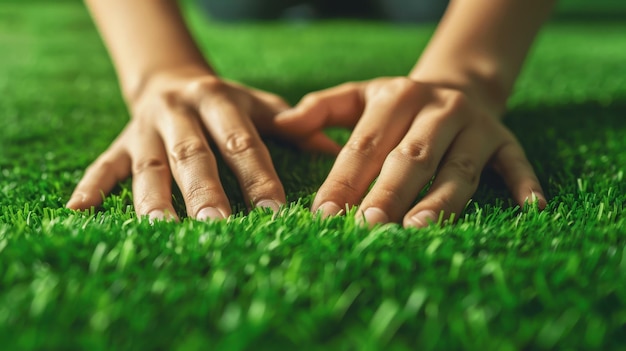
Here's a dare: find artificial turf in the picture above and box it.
[1,2,626,350]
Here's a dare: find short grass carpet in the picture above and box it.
[1,2,626,350]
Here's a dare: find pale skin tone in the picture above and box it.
[67,0,554,227]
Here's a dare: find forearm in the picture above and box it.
[410,0,557,112]
[85,0,212,102]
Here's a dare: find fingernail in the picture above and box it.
[149,210,177,223]
[197,207,224,221]
[361,207,388,225]
[406,210,438,228]
[148,210,165,223]
[316,202,342,218]
[256,199,281,212]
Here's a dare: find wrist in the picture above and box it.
[409,62,510,117]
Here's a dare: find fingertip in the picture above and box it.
[65,194,84,210]
[148,210,165,223]
[538,196,548,210]
[314,201,343,218]
[404,210,438,228]
[66,193,100,211]
[358,207,389,227]
[255,199,282,213]
[196,207,225,221]
[148,209,178,223]
[523,190,548,210]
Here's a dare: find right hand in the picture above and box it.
[274,77,546,227]
[66,68,305,221]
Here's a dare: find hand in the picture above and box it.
[67,68,298,221]
[274,77,546,227]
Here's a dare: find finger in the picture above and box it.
[198,95,285,212]
[66,143,130,210]
[273,82,365,136]
[248,87,291,114]
[297,132,342,155]
[127,127,178,222]
[227,79,291,114]
[491,137,547,209]
[357,103,468,225]
[156,106,231,220]
[402,127,497,228]
[246,87,291,134]
[246,85,341,154]
[312,78,428,217]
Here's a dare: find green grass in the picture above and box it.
[2,2,626,350]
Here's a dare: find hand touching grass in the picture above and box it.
[275,77,546,227]
[67,70,292,221]
[271,0,556,227]
[69,0,553,224]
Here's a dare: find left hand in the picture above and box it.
[66,72,330,221]
[273,77,546,227]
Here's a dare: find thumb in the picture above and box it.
[273,108,342,155]
[273,106,325,136]
[297,131,342,155]
[273,82,365,135]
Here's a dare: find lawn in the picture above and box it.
[1,2,626,350]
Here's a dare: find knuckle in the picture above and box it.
[133,91,185,120]
[186,76,227,97]
[133,90,178,115]
[344,134,381,159]
[371,186,403,207]
[326,176,361,197]
[186,182,212,200]
[389,76,418,92]
[132,157,167,175]
[170,139,209,163]
[135,196,168,214]
[389,142,434,169]
[87,154,117,174]
[373,77,418,99]
[243,175,283,198]
[151,91,183,111]
[446,157,480,185]
[300,92,322,107]
[159,90,182,108]
[184,182,224,210]
[224,132,257,156]
[441,90,469,113]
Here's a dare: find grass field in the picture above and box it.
[2,2,626,350]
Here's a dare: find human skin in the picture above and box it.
[67,0,553,227]
[66,0,337,221]
[274,0,555,227]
